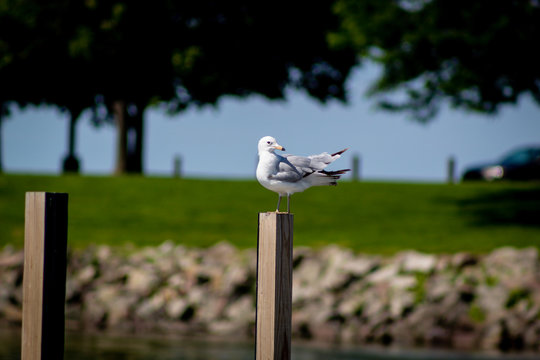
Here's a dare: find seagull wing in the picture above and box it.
[268,156,303,182]
[271,149,349,182]
[287,150,344,173]
[284,155,312,173]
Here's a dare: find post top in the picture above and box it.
[259,211,294,216]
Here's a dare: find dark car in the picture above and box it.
[462,146,540,181]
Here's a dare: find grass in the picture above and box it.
[1,174,539,254]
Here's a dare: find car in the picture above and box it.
[462,145,540,181]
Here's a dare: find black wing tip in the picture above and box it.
[322,169,351,176]
[331,148,349,157]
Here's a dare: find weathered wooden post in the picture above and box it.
[447,156,456,184]
[22,192,68,360]
[255,212,293,360]
[173,155,182,178]
[352,154,361,182]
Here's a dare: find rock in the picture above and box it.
[136,288,177,319]
[524,322,540,349]
[366,263,399,284]
[317,246,357,290]
[451,252,478,269]
[224,296,254,323]
[0,251,23,267]
[166,298,188,319]
[337,295,363,318]
[96,285,119,304]
[76,265,97,284]
[342,256,380,277]
[484,247,539,286]
[167,273,187,291]
[389,292,414,318]
[389,275,417,290]
[399,251,437,273]
[127,268,158,295]
[2,303,22,322]
[480,322,502,350]
[108,295,137,327]
[2,243,540,352]
[158,240,175,255]
[475,284,507,322]
[452,329,478,350]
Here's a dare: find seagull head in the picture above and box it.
[258,136,285,154]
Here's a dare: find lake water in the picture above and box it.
[1,330,538,360]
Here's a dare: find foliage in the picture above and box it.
[0,1,357,118]
[0,1,358,173]
[331,0,540,121]
[1,175,539,252]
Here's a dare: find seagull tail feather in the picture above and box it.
[331,148,349,157]
[308,169,351,186]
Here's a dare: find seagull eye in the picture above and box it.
[267,141,271,145]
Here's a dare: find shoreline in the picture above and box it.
[1,242,539,352]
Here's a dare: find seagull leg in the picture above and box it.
[276,195,282,212]
[287,194,290,213]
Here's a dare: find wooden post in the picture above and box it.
[22,192,68,360]
[255,212,293,360]
[352,154,361,182]
[447,156,456,184]
[173,155,182,178]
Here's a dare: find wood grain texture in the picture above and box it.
[22,192,68,360]
[22,192,46,360]
[274,214,293,360]
[256,212,293,360]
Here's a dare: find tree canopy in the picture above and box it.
[0,1,358,113]
[0,1,357,173]
[331,0,540,121]
[2,1,539,174]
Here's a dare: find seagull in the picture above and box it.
[256,136,350,213]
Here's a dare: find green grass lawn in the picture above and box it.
[1,174,539,254]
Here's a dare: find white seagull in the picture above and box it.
[256,136,350,213]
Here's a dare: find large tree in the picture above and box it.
[0,1,104,173]
[330,0,540,121]
[0,1,357,174]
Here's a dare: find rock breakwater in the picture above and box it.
[1,242,539,351]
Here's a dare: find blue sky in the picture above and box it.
[3,63,540,181]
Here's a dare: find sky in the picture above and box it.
[3,63,540,182]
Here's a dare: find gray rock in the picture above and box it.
[399,251,437,273]
[127,268,159,295]
[165,298,188,319]
[366,264,399,284]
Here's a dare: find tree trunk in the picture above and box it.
[113,101,144,175]
[113,100,128,175]
[126,106,143,173]
[62,112,80,174]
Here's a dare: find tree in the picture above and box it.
[0,1,357,174]
[330,0,540,122]
[0,1,100,173]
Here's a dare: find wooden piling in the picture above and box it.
[173,155,182,178]
[447,156,456,184]
[256,212,293,360]
[352,154,361,182]
[22,192,68,360]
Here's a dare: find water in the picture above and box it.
[1,330,538,360]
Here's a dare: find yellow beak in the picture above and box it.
[274,145,285,151]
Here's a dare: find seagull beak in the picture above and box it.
[274,144,285,151]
